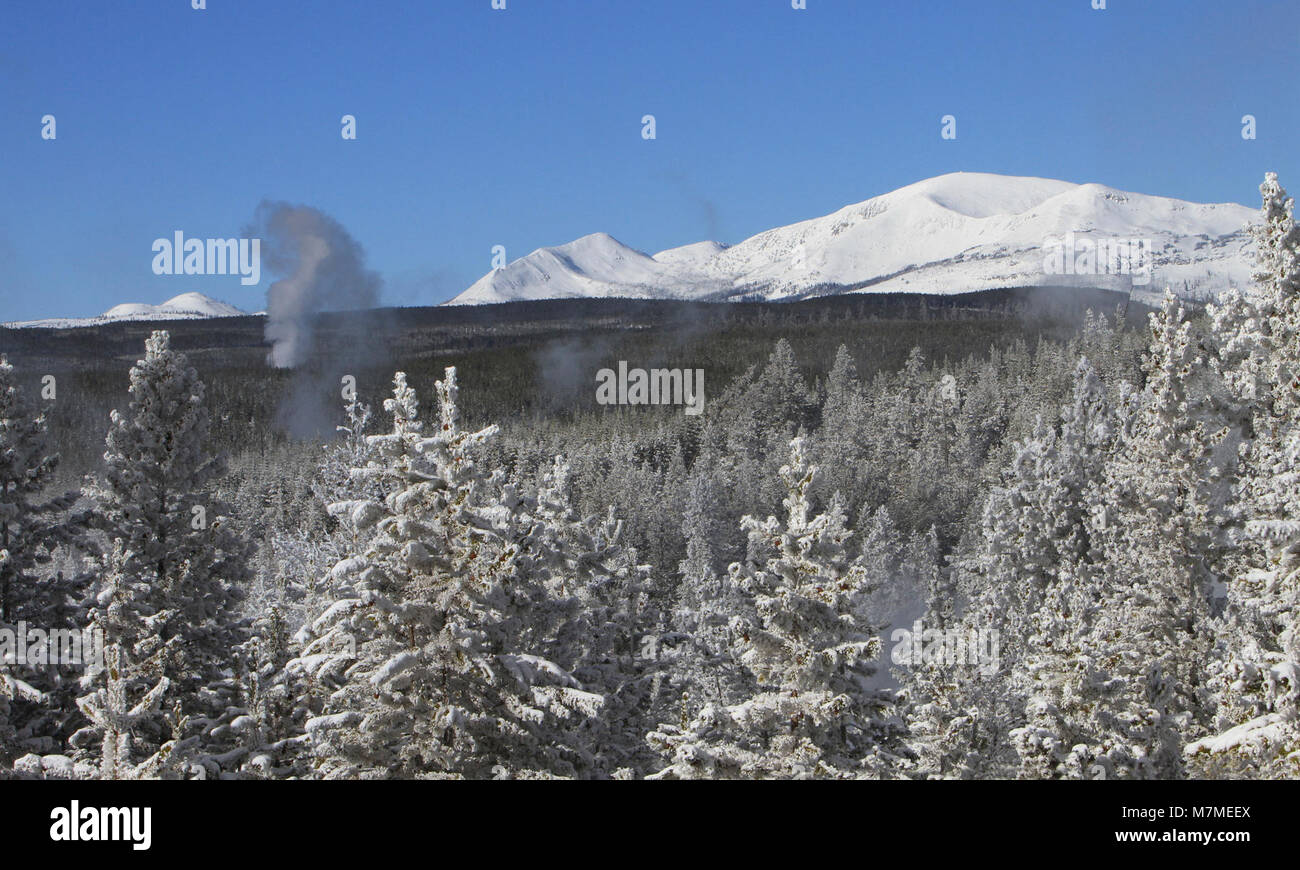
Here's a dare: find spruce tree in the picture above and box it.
[0,355,83,625]
[1191,174,1300,776]
[943,358,1119,778]
[0,355,90,765]
[294,369,602,779]
[1015,299,1229,778]
[648,437,900,779]
[668,462,754,714]
[77,331,250,769]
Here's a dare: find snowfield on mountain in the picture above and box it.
[5,292,247,329]
[449,172,1255,306]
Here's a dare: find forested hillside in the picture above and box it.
[2,177,1297,780]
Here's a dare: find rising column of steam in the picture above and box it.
[249,202,382,368]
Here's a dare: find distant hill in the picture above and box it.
[5,292,248,329]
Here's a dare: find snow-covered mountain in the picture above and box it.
[452,233,734,305]
[5,292,249,329]
[651,240,730,270]
[448,173,1257,306]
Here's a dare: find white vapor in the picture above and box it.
[249,202,382,368]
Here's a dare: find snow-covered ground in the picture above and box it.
[4,292,248,329]
[449,172,1256,305]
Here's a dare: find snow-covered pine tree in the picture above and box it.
[293,368,602,779]
[857,504,904,612]
[892,524,980,779]
[972,360,1114,655]
[0,355,92,765]
[0,671,36,770]
[753,338,815,438]
[666,461,754,718]
[1190,173,1300,777]
[75,646,171,780]
[1189,429,1300,777]
[490,452,660,776]
[72,541,178,779]
[223,604,316,779]
[874,349,931,530]
[243,397,381,658]
[931,359,1116,778]
[647,436,900,779]
[78,331,251,768]
[821,345,860,434]
[0,354,84,625]
[1016,297,1229,779]
[1251,172,1300,313]
[312,394,380,531]
[814,345,869,507]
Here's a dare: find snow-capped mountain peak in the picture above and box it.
[452,233,733,305]
[104,292,247,320]
[5,292,248,329]
[447,172,1257,306]
[652,240,729,269]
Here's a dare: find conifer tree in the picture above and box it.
[0,355,84,625]
[72,542,178,779]
[294,369,602,779]
[1015,300,1229,779]
[78,331,250,765]
[0,355,90,764]
[668,462,754,714]
[648,437,900,779]
[939,358,1119,777]
[1191,173,1300,776]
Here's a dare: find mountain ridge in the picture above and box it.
[449,172,1256,306]
[5,292,248,330]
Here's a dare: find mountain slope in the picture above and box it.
[5,292,248,329]
[448,173,1257,306]
[451,233,732,305]
[652,240,730,270]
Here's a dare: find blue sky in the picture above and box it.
[2,0,1297,321]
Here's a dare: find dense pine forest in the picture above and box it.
[1,176,1298,780]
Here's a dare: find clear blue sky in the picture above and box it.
[2,0,1297,321]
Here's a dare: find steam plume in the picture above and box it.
[249,202,382,368]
